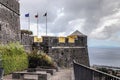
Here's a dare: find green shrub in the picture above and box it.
[28,51,55,68]
[0,42,28,75]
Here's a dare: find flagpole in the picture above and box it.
[37,13,39,36]
[28,16,30,31]
[25,13,30,31]
[46,12,47,36]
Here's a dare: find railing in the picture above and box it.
[73,60,120,80]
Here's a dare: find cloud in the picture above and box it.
[89,10,120,39]
[20,0,120,41]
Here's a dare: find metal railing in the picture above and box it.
[73,60,120,80]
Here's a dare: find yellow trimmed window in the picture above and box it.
[58,37,65,43]
[34,36,43,42]
[37,37,43,42]
[34,36,38,42]
[68,35,77,43]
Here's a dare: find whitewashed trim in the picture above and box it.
[52,46,85,49]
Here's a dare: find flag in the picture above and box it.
[25,13,29,17]
[35,14,38,18]
[43,12,47,16]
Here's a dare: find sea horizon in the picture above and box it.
[88,47,120,67]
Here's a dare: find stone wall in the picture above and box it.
[53,48,90,67]
[51,42,89,67]
[40,35,90,67]
[21,34,33,52]
[0,0,19,14]
[0,0,20,44]
[0,0,34,52]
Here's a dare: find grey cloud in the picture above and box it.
[20,0,120,40]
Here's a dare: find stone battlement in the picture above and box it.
[34,30,90,67]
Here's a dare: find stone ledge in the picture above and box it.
[27,68,56,75]
[12,71,50,80]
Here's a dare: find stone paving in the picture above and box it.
[50,68,74,80]
[3,69,74,80]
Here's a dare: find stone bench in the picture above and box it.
[27,68,56,75]
[36,68,56,75]
[12,71,51,80]
[37,66,59,72]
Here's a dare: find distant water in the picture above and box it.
[88,47,120,67]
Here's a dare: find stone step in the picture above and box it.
[36,68,56,75]
[12,71,51,80]
[27,68,56,75]
[24,73,51,80]
[37,66,59,72]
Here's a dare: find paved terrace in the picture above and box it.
[4,69,74,80]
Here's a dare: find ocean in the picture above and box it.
[88,47,120,67]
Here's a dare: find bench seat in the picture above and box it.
[12,71,51,80]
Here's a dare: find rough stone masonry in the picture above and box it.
[0,0,20,44]
[0,0,33,51]
[40,30,90,67]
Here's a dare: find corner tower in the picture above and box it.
[68,30,90,66]
[50,30,90,67]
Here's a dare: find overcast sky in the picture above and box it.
[20,0,120,47]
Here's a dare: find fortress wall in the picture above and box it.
[21,34,34,52]
[0,0,19,13]
[51,47,90,67]
[0,0,20,44]
[42,35,90,67]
